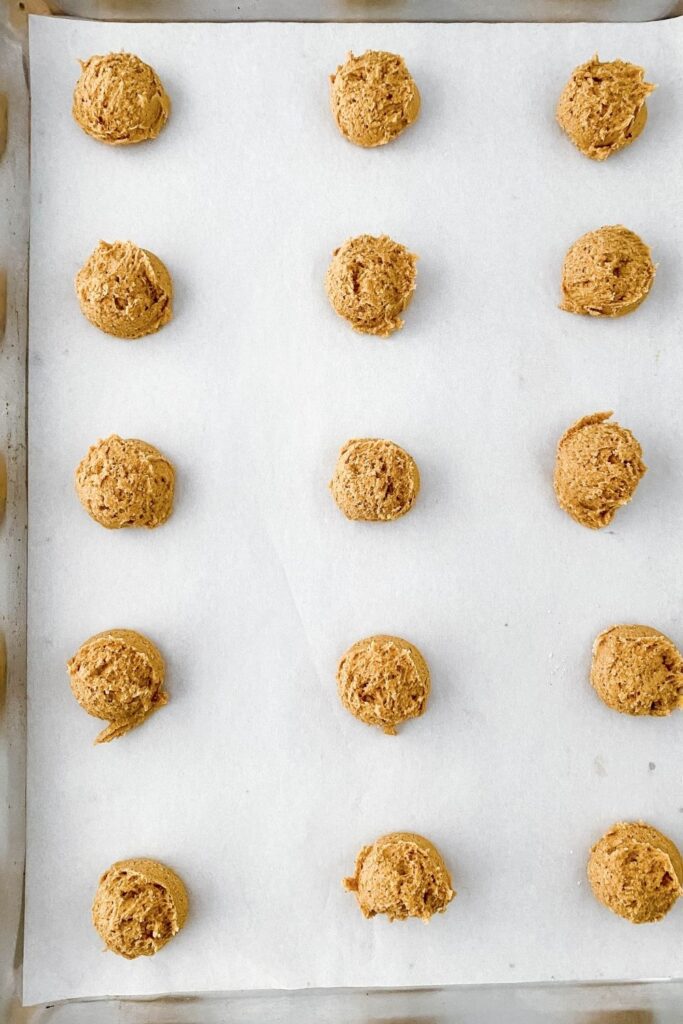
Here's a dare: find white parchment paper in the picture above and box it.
[25,15,683,1005]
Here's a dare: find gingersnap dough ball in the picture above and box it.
[68,629,167,743]
[325,234,417,337]
[76,240,173,340]
[557,55,655,161]
[588,822,683,924]
[75,435,175,530]
[337,634,430,735]
[92,858,188,958]
[73,52,170,145]
[591,625,683,717]
[330,438,420,522]
[553,411,646,529]
[560,225,654,318]
[344,832,455,922]
[330,50,420,148]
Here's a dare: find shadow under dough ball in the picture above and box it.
[337,634,430,735]
[76,240,173,340]
[67,629,168,743]
[325,234,417,337]
[329,49,420,148]
[588,822,683,924]
[75,434,175,529]
[590,625,683,717]
[560,225,654,317]
[344,832,455,922]
[553,411,646,529]
[330,438,420,521]
[557,55,655,161]
[92,858,188,958]
[72,52,170,145]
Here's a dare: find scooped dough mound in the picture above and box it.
[76,240,173,339]
[330,50,420,148]
[560,225,654,317]
[92,858,188,958]
[557,56,655,161]
[75,435,175,530]
[553,411,646,529]
[68,629,167,743]
[73,52,170,145]
[337,635,430,735]
[325,234,417,337]
[330,438,420,521]
[344,832,455,921]
[588,822,683,924]
[591,625,683,717]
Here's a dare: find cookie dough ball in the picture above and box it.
[557,56,654,161]
[92,858,188,958]
[588,822,683,924]
[337,634,430,735]
[553,411,646,529]
[75,435,175,530]
[560,225,654,317]
[330,50,420,148]
[68,629,167,743]
[326,234,417,337]
[76,240,173,340]
[330,438,419,522]
[344,832,455,921]
[591,625,683,717]
[73,52,170,145]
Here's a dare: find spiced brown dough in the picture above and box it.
[330,438,420,521]
[75,435,175,529]
[92,858,188,958]
[553,412,646,529]
[590,625,683,717]
[76,240,173,339]
[557,56,655,161]
[330,50,420,148]
[560,225,654,317]
[588,822,683,923]
[337,635,430,734]
[325,234,417,337]
[73,52,170,145]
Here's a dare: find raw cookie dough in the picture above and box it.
[344,832,455,921]
[588,822,683,924]
[330,438,420,521]
[73,52,170,145]
[325,234,417,337]
[557,55,655,161]
[330,50,420,148]
[591,625,683,717]
[68,629,167,743]
[560,225,654,317]
[553,411,646,529]
[76,240,173,339]
[92,858,188,958]
[337,634,430,735]
[75,434,175,529]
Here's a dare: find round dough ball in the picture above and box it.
[329,50,420,148]
[330,438,420,522]
[587,822,683,924]
[92,858,188,958]
[591,625,683,717]
[560,225,654,317]
[325,234,417,337]
[68,629,167,743]
[337,634,430,735]
[553,411,646,529]
[76,240,173,340]
[75,435,175,530]
[344,832,455,921]
[73,52,170,145]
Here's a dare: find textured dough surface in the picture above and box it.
[68,629,167,743]
[325,234,417,337]
[73,52,170,145]
[344,832,455,921]
[557,55,654,161]
[330,438,420,521]
[92,858,188,958]
[553,412,646,529]
[591,625,683,717]
[330,50,420,148]
[75,435,175,529]
[560,225,654,317]
[337,634,430,734]
[588,822,683,924]
[76,240,173,339]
